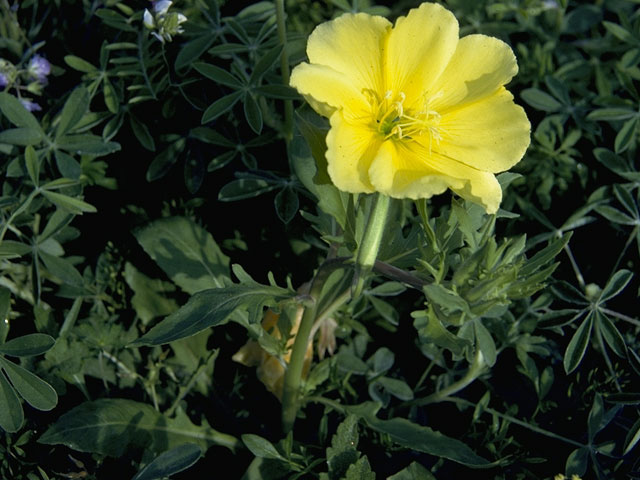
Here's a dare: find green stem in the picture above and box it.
[0,189,38,244]
[409,349,486,407]
[275,0,293,143]
[450,397,599,453]
[352,193,391,298]
[281,259,347,433]
[167,349,219,417]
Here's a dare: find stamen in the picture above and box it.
[373,90,442,148]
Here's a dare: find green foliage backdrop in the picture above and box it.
[0,0,639,479]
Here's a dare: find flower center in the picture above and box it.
[365,90,442,149]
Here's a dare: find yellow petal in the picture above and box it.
[368,140,503,213]
[385,3,459,108]
[430,34,519,111]
[290,63,369,119]
[326,112,381,193]
[435,88,531,173]
[306,12,391,96]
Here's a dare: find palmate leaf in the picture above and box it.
[39,399,238,456]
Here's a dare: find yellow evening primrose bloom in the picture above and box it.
[232,308,313,400]
[290,2,531,214]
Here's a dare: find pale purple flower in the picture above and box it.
[0,73,8,88]
[28,55,51,83]
[19,99,41,112]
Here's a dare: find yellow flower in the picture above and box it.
[290,2,530,214]
[232,308,313,400]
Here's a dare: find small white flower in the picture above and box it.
[153,0,172,16]
[143,9,155,29]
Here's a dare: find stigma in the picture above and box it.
[364,89,443,150]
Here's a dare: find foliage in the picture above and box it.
[0,0,639,479]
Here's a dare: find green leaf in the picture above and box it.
[623,416,640,456]
[102,77,120,115]
[175,35,216,71]
[39,399,238,456]
[0,371,23,432]
[597,311,627,358]
[134,216,230,294]
[56,134,121,156]
[38,250,85,286]
[54,150,82,180]
[201,91,243,124]
[327,415,360,479]
[599,269,633,303]
[345,403,490,467]
[146,139,185,181]
[133,283,291,346]
[218,178,278,201]
[64,55,98,73]
[41,190,96,215]
[520,88,562,112]
[244,93,263,134]
[25,145,39,186]
[254,85,300,100]
[565,447,589,477]
[586,107,636,122]
[377,377,414,401]
[0,287,9,343]
[0,240,32,259]
[0,92,43,130]
[615,116,639,153]
[345,456,375,480]
[250,45,283,83]
[388,461,437,480]
[474,320,496,367]
[0,356,57,410]
[124,262,178,325]
[132,443,202,480]
[595,205,636,225]
[0,127,44,146]
[130,115,156,151]
[274,186,298,223]
[603,21,637,44]
[57,86,90,137]
[0,334,55,357]
[563,312,594,374]
[412,309,470,356]
[194,63,243,88]
[190,127,236,147]
[587,393,604,443]
[423,284,471,317]
[520,233,571,276]
[241,434,284,460]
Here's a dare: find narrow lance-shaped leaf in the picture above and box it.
[599,269,633,303]
[564,312,594,374]
[132,283,291,346]
[57,86,90,137]
[344,402,491,467]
